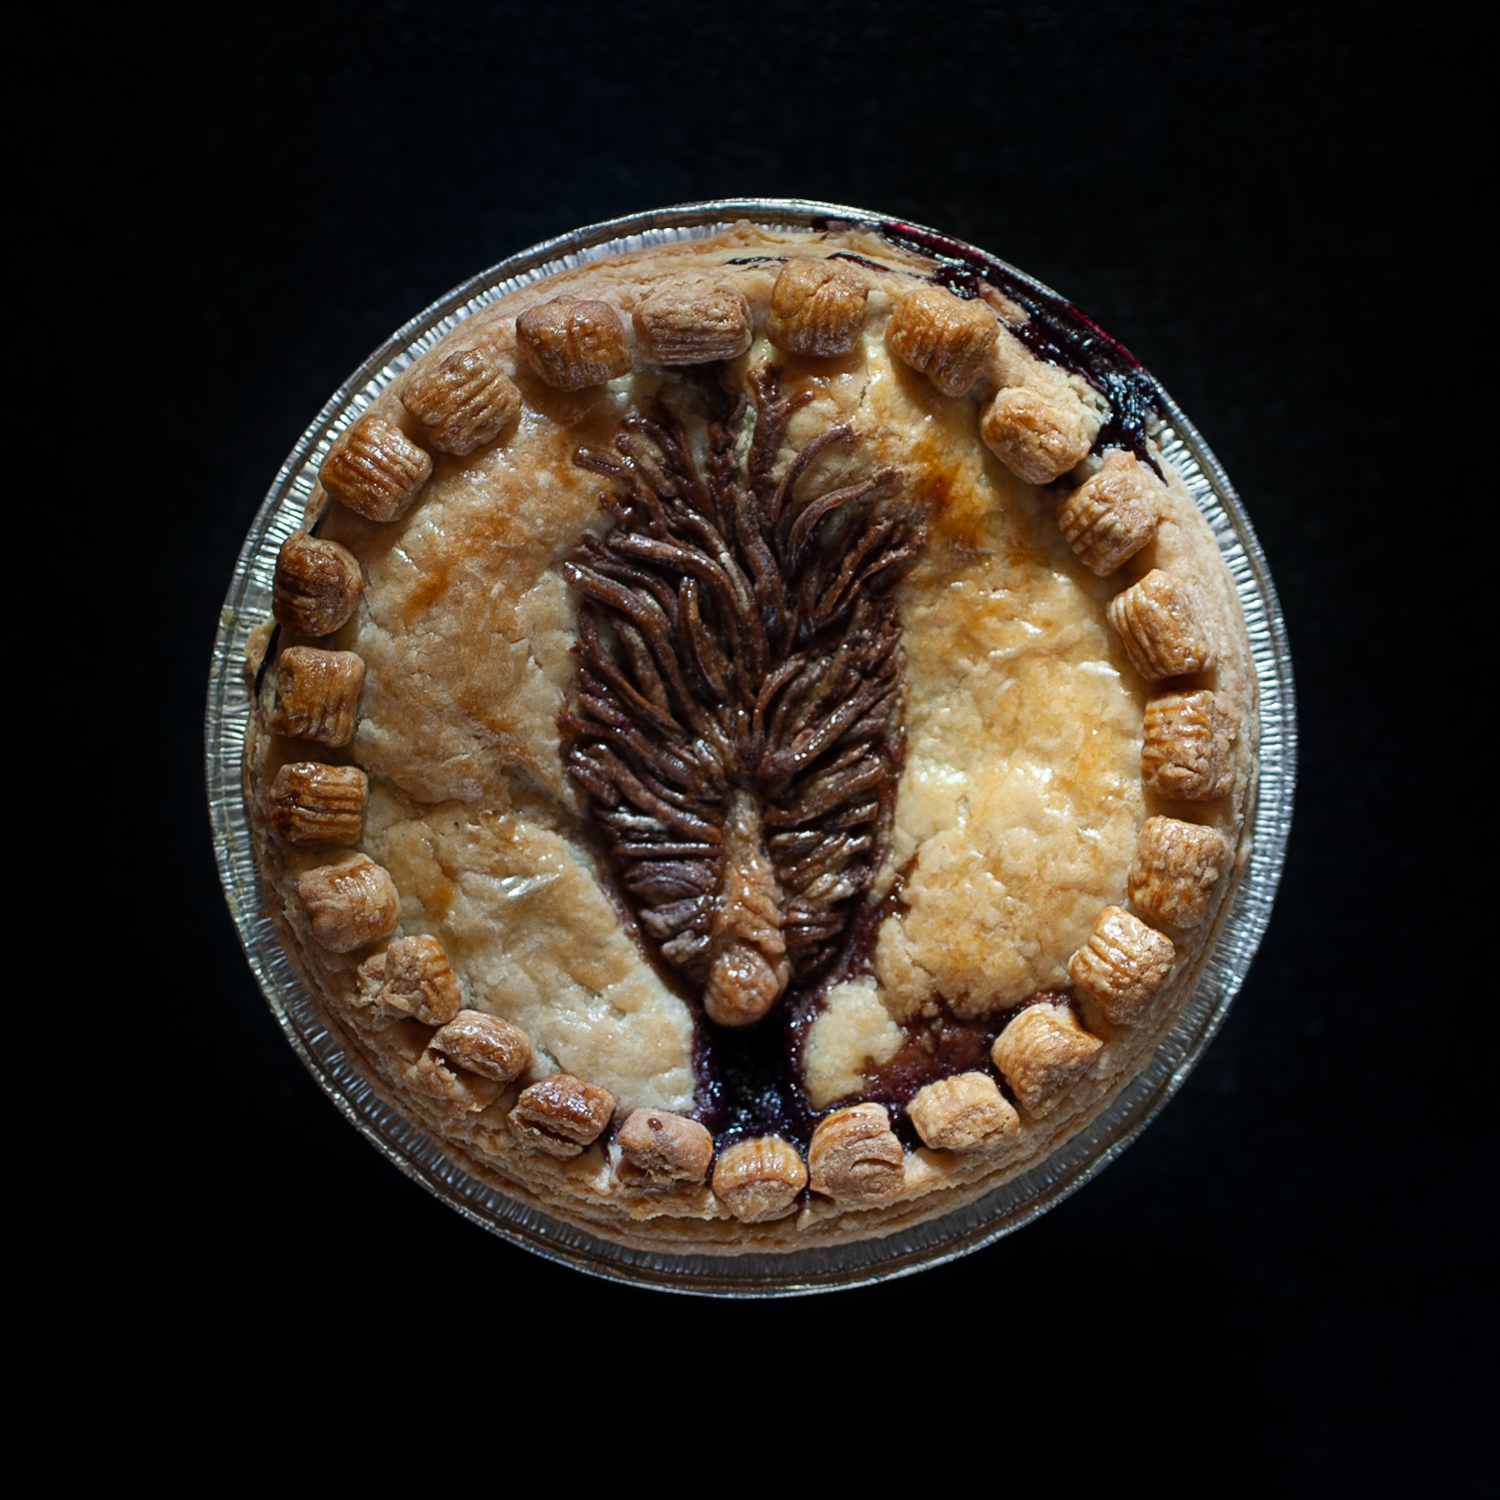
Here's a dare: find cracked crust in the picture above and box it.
[243,223,1257,1253]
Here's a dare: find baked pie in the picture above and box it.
[243,218,1256,1253]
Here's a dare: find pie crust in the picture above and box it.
[243,220,1256,1254]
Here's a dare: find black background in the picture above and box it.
[30,1,1488,1482]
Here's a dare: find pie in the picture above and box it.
[242,218,1256,1253]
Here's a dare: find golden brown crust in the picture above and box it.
[808,1104,906,1202]
[1057,450,1162,575]
[1068,906,1175,1024]
[1142,689,1240,801]
[712,1136,808,1223]
[272,531,364,637]
[408,1047,502,1116]
[766,258,868,357]
[268,762,367,847]
[267,647,365,747]
[320,415,432,523]
[907,1073,1019,1152]
[616,1109,713,1187]
[980,386,1096,486]
[431,1009,531,1082]
[632,281,753,365]
[885,284,996,396]
[992,1004,1104,1120]
[515,297,632,390]
[368,935,465,1027]
[401,346,521,456]
[296,855,400,953]
[1128,817,1227,930]
[242,223,1257,1255]
[701,792,791,1028]
[510,1074,616,1158]
[1107,569,1217,681]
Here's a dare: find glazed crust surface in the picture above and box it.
[244,223,1256,1253]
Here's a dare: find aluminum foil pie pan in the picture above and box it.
[205,199,1296,1295]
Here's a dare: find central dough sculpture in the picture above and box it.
[563,366,922,1027]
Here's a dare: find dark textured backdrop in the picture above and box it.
[32,1,1486,1482]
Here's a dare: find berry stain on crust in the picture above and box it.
[563,367,925,1029]
[875,219,1162,474]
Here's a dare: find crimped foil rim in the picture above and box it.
[205,199,1297,1296]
